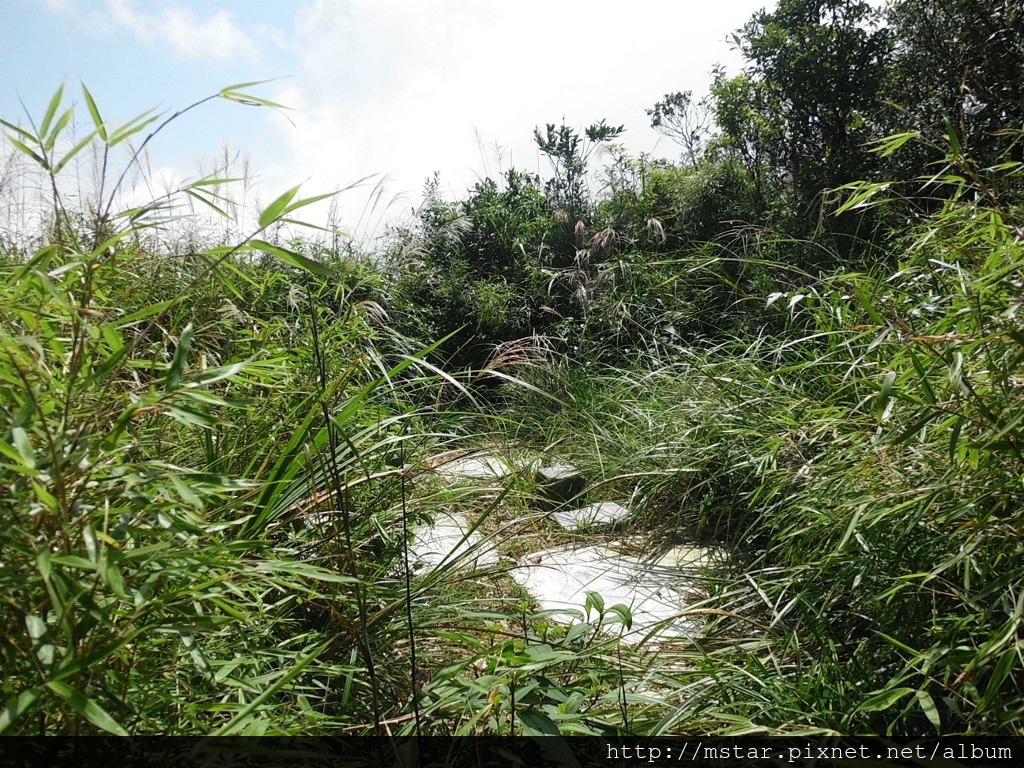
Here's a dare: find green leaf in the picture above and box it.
[219,79,290,110]
[0,439,27,467]
[606,604,633,629]
[907,349,936,405]
[253,560,358,585]
[167,404,217,428]
[81,83,106,141]
[11,427,36,469]
[519,708,561,736]
[248,239,332,277]
[54,128,100,174]
[189,361,247,386]
[102,560,128,599]
[949,415,965,465]
[118,298,181,326]
[944,119,963,157]
[165,323,194,391]
[183,188,230,218]
[5,135,48,169]
[107,108,160,147]
[39,84,66,141]
[858,686,914,713]
[0,689,41,734]
[43,108,73,153]
[0,118,38,144]
[852,281,884,326]
[981,647,1018,711]
[916,689,941,731]
[257,186,334,228]
[867,131,919,158]
[45,681,128,735]
[874,370,897,421]
[258,185,300,228]
[211,641,329,736]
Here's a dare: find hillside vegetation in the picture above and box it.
[2,0,1023,737]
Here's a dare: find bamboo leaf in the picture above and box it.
[184,188,230,218]
[107,109,160,147]
[165,323,194,392]
[81,84,106,141]
[5,136,48,169]
[916,689,941,731]
[853,281,884,326]
[39,84,66,140]
[858,687,914,713]
[980,647,1018,711]
[45,681,129,736]
[219,79,290,110]
[606,603,633,629]
[0,118,39,143]
[167,404,217,428]
[53,128,100,174]
[0,689,41,734]
[43,108,73,153]
[281,191,335,219]
[944,119,963,157]
[258,186,300,228]
[118,298,181,326]
[248,239,332,277]
[11,427,36,469]
[867,131,919,158]
[519,708,562,736]
[211,641,329,736]
[874,371,897,421]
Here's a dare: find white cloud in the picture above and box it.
[107,0,260,64]
[253,0,768,237]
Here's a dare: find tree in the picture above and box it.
[533,119,624,219]
[647,91,712,167]
[883,0,1024,188]
[733,0,891,228]
[708,66,786,219]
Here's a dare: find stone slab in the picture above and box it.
[407,511,499,571]
[429,453,512,482]
[550,501,631,530]
[511,543,714,642]
[535,462,585,503]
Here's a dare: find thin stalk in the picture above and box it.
[399,420,422,736]
[303,277,384,744]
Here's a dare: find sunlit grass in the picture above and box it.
[3,82,1024,737]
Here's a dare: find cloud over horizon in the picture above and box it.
[257,0,766,235]
[107,0,262,64]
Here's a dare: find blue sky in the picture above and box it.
[3,0,770,239]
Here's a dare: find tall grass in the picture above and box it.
[496,129,1024,733]
[0,83,450,735]
[0,84,687,737]
[4,82,1023,738]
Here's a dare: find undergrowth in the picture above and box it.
[3,83,1023,738]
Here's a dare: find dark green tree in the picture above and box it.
[729,0,891,251]
[882,0,1024,198]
